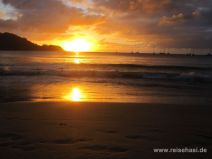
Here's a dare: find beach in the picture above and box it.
[0,52,212,158]
[1,0,212,158]
[0,101,211,159]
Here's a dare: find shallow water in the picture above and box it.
[0,51,212,104]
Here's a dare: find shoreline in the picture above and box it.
[1,100,211,106]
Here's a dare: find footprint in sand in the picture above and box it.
[125,134,155,141]
[40,138,88,145]
[0,132,37,151]
[82,144,128,153]
[0,132,23,141]
[97,129,117,134]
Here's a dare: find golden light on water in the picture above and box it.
[74,52,81,64]
[64,87,83,102]
[74,58,80,64]
[62,38,92,52]
[71,88,81,101]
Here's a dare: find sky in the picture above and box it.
[0,0,212,52]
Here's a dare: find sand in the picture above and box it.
[0,102,211,159]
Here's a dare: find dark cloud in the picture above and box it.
[92,0,212,49]
[0,0,212,49]
[0,0,104,41]
[93,0,173,14]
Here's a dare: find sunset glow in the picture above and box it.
[62,38,92,52]
[64,87,82,102]
[1,1,212,158]
[74,58,80,64]
[1,0,211,52]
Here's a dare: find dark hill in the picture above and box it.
[0,32,63,51]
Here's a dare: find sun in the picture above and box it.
[62,38,92,52]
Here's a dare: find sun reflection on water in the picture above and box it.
[74,52,81,64]
[74,58,80,64]
[64,87,83,102]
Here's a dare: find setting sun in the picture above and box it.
[62,38,92,52]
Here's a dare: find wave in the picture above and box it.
[1,68,211,83]
[79,64,212,70]
[1,63,212,70]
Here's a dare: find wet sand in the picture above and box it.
[0,102,211,159]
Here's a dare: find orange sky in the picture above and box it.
[0,0,212,52]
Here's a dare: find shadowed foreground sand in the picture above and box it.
[0,102,211,159]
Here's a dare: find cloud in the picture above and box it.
[159,13,186,26]
[0,0,104,41]
[91,0,212,49]
[0,0,212,50]
[158,10,201,26]
[0,0,21,20]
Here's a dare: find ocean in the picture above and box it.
[0,51,212,104]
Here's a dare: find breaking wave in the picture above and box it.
[1,63,211,83]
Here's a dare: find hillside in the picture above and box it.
[0,32,63,51]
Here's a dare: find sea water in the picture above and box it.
[0,51,212,104]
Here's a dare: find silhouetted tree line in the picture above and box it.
[0,32,63,51]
